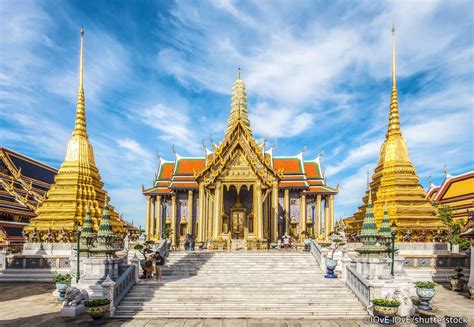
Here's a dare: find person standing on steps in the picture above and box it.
[154,251,164,281]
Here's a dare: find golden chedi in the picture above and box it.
[348,27,444,242]
[24,28,125,242]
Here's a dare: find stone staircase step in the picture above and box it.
[116,251,367,319]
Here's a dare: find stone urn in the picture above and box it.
[84,299,110,325]
[372,299,400,325]
[325,258,337,278]
[55,283,69,301]
[416,287,436,311]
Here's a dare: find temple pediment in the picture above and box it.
[196,121,281,188]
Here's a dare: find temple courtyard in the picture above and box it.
[0,281,473,327]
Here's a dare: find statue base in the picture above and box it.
[60,303,85,317]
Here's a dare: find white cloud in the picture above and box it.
[250,102,314,138]
[117,139,152,160]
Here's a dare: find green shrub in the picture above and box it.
[84,299,111,307]
[371,298,401,307]
[450,266,464,279]
[53,273,73,284]
[415,281,437,289]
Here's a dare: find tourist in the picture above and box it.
[190,235,195,251]
[184,233,191,250]
[154,252,164,281]
[144,256,154,280]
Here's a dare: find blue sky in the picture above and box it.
[1,0,473,228]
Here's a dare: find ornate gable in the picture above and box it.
[196,120,281,188]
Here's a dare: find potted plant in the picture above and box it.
[325,231,345,278]
[450,266,465,291]
[371,298,401,324]
[84,298,111,325]
[414,281,437,311]
[53,273,73,301]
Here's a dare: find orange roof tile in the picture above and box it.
[175,158,206,175]
[304,162,321,178]
[159,163,175,179]
[273,158,303,174]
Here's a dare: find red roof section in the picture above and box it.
[175,158,206,175]
[304,162,321,178]
[273,158,303,174]
[159,163,175,179]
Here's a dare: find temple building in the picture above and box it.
[143,70,338,249]
[24,29,126,242]
[0,147,57,223]
[427,170,474,221]
[344,28,443,242]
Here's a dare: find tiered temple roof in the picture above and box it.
[0,147,57,222]
[144,152,336,196]
[427,170,474,220]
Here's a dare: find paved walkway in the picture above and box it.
[0,283,472,326]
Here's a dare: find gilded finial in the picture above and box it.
[384,200,388,213]
[72,27,88,138]
[368,189,372,204]
[391,24,396,87]
[237,66,241,79]
[366,171,370,190]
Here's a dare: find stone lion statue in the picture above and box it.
[64,286,89,306]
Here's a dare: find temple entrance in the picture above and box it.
[223,185,253,240]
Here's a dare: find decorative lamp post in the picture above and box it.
[161,202,167,240]
[390,221,397,277]
[311,204,315,239]
[76,221,82,284]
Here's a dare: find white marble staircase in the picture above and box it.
[114,251,367,319]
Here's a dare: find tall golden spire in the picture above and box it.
[25,28,125,242]
[73,27,88,138]
[350,26,441,241]
[225,67,251,136]
[387,24,401,137]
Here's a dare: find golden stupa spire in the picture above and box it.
[387,24,401,137]
[73,27,88,138]
[25,28,125,242]
[350,25,441,241]
[225,67,251,136]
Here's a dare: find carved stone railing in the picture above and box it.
[346,264,371,307]
[101,239,171,317]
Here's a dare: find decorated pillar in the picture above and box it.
[197,184,205,242]
[284,189,290,235]
[271,181,279,242]
[150,196,156,240]
[145,196,152,239]
[187,190,193,236]
[213,181,222,238]
[171,193,177,246]
[329,194,335,234]
[324,196,330,240]
[300,193,306,239]
[255,181,263,239]
[316,194,322,238]
[155,195,162,240]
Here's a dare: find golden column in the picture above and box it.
[329,195,335,234]
[284,189,290,235]
[324,196,330,240]
[255,181,263,239]
[271,182,279,242]
[300,194,306,239]
[197,184,205,242]
[155,195,162,240]
[187,190,193,235]
[171,193,177,247]
[150,196,156,240]
[145,196,152,239]
[213,181,222,238]
[316,195,322,238]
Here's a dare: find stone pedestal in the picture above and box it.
[354,257,391,280]
[60,303,85,317]
[71,256,125,299]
